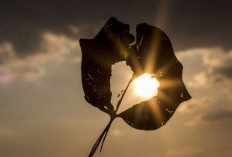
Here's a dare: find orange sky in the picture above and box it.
[0,1,232,157]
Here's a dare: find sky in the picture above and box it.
[0,0,232,157]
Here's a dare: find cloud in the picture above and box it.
[192,71,226,87]
[202,110,232,122]
[177,97,232,127]
[0,32,79,85]
[222,86,232,102]
[186,110,232,127]
[202,48,232,67]
[177,47,232,88]
[159,146,203,157]
[0,0,232,57]
[185,114,208,127]
[178,97,214,113]
[0,42,15,63]
[195,48,232,85]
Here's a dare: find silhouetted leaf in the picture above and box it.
[80,17,134,116]
[118,23,191,130]
[79,17,191,156]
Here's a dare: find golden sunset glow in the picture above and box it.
[133,73,160,98]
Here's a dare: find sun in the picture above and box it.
[133,73,160,98]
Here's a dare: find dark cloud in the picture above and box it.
[186,109,232,127]
[197,66,232,85]
[0,0,232,57]
[213,66,232,80]
[205,55,232,84]
[202,110,232,122]
[189,48,232,86]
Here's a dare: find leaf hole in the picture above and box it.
[111,61,160,113]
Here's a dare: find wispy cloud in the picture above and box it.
[178,47,232,88]
[0,32,79,85]
[185,110,232,127]
[178,97,214,113]
[159,146,203,157]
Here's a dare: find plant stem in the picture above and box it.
[88,74,134,157]
[115,75,133,114]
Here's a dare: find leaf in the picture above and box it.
[79,17,134,116]
[79,17,191,156]
[118,23,191,130]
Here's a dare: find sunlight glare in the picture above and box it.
[133,73,160,98]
